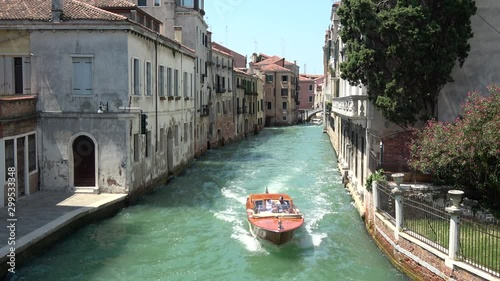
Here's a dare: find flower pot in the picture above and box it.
[448,190,464,208]
[391,173,404,185]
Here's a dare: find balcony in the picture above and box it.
[0,95,37,120]
[331,95,368,123]
[237,106,247,114]
[216,87,226,94]
[200,105,209,116]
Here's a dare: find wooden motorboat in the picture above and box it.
[246,190,304,245]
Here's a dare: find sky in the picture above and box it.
[204,0,334,75]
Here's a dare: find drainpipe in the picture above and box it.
[155,34,159,152]
[274,71,277,125]
[379,140,384,169]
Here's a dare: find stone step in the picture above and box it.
[73,187,100,195]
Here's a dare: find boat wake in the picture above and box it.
[214,187,268,254]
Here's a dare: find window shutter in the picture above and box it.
[23,57,31,94]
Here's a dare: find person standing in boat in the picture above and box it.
[278,196,289,212]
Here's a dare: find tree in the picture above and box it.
[337,0,477,127]
[409,85,500,209]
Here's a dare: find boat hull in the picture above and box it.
[248,221,296,246]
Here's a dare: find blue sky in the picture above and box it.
[204,0,334,75]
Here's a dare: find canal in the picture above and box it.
[15,125,408,281]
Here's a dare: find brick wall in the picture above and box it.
[382,131,413,173]
[0,96,37,138]
[0,96,37,118]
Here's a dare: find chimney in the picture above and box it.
[174,26,183,44]
[52,0,62,23]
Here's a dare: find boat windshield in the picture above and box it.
[254,199,295,214]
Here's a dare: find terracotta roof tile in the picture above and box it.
[260,64,291,72]
[212,46,232,57]
[254,55,282,66]
[0,0,127,21]
[77,0,135,8]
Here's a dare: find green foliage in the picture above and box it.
[337,0,477,127]
[366,169,387,191]
[409,85,500,209]
[325,101,332,113]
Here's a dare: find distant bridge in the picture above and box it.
[306,108,323,121]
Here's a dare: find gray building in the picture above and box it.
[1,0,196,196]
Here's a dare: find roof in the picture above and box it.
[300,74,323,80]
[0,0,128,21]
[260,64,292,73]
[212,45,232,57]
[254,55,283,66]
[77,0,135,8]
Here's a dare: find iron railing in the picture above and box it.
[374,182,500,277]
[459,215,500,277]
[376,184,395,221]
[402,197,449,254]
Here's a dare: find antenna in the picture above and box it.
[254,39,258,53]
[225,26,228,46]
[304,64,306,74]
[281,38,285,57]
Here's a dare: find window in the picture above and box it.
[28,134,36,172]
[145,61,152,96]
[154,0,160,6]
[265,74,273,83]
[267,102,272,110]
[309,84,313,91]
[309,96,313,103]
[159,65,165,96]
[174,125,179,146]
[138,0,146,6]
[281,75,288,83]
[4,139,14,176]
[160,128,165,151]
[133,134,139,162]
[72,57,93,95]
[183,71,188,97]
[167,67,173,96]
[0,56,31,95]
[184,123,188,143]
[190,73,193,97]
[282,102,287,109]
[281,88,288,97]
[282,116,287,121]
[190,122,193,143]
[174,69,179,96]
[145,131,151,157]
[133,58,140,95]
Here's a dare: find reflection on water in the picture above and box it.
[15,125,408,281]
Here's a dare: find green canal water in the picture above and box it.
[15,125,409,281]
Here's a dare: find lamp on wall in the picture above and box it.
[97,102,108,113]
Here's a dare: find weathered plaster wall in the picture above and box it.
[439,0,500,122]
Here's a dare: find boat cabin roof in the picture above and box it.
[248,193,292,201]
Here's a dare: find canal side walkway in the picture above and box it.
[0,191,127,278]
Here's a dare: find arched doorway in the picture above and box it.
[244,119,249,137]
[167,127,174,175]
[72,135,95,186]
